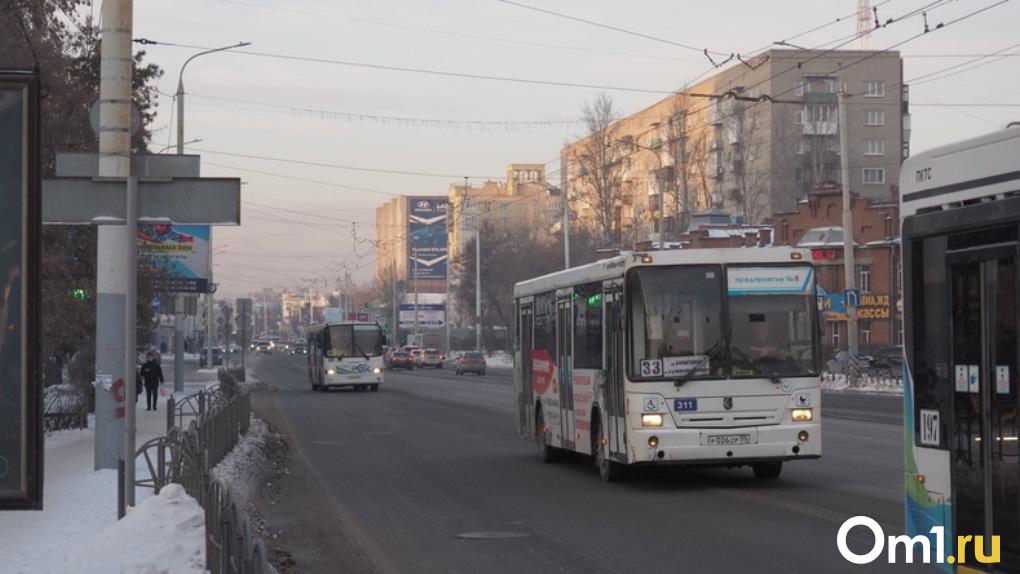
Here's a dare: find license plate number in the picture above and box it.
[706,434,751,446]
[674,398,698,412]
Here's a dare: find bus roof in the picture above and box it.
[305,321,380,335]
[512,246,809,298]
[900,126,1020,218]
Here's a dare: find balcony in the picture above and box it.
[802,121,838,136]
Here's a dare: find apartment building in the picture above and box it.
[447,163,561,261]
[560,48,909,245]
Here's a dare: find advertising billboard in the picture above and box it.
[407,197,448,280]
[138,224,210,293]
[0,71,42,510]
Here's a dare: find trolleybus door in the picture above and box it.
[604,283,626,462]
[948,245,1019,567]
[557,297,575,450]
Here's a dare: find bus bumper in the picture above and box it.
[628,423,821,465]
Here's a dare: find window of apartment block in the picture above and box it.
[864,110,885,126]
[795,80,805,96]
[863,167,886,184]
[857,264,872,292]
[832,323,840,349]
[864,139,886,156]
[797,139,809,155]
[864,80,885,97]
[794,109,805,125]
[860,321,872,346]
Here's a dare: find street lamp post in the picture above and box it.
[174,41,249,373]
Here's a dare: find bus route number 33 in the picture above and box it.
[640,359,662,377]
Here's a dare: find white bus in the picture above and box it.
[513,247,821,482]
[306,321,386,392]
[901,125,1020,568]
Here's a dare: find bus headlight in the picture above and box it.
[791,408,813,422]
[327,369,335,375]
[373,367,381,374]
[641,413,664,427]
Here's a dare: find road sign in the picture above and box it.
[0,70,43,510]
[399,304,445,327]
[844,288,861,308]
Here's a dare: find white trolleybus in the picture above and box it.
[902,125,1020,570]
[512,247,821,482]
[306,321,386,392]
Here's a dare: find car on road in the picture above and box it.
[418,348,443,368]
[409,348,424,366]
[388,350,413,370]
[455,352,486,375]
[198,347,224,367]
[290,343,307,355]
[256,341,273,355]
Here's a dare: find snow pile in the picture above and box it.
[212,416,273,503]
[43,383,86,414]
[822,373,903,394]
[487,350,513,368]
[60,483,206,574]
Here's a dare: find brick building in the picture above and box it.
[772,186,900,356]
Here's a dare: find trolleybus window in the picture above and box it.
[627,265,723,380]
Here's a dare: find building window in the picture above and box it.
[864,80,885,97]
[500,203,509,212]
[832,322,840,349]
[860,321,872,346]
[795,80,805,96]
[863,167,886,184]
[797,139,809,155]
[857,265,872,292]
[863,139,886,156]
[864,110,885,126]
[794,109,805,125]
[807,104,837,123]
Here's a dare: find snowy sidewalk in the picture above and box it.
[0,376,216,573]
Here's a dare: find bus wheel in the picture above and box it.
[752,462,782,479]
[592,416,626,482]
[371,384,379,392]
[536,407,559,463]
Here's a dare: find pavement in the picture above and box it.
[251,353,929,574]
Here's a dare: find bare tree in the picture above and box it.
[725,100,769,224]
[663,95,715,235]
[569,92,624,247]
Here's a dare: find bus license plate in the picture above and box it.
[706,434,751,446]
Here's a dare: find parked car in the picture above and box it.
[388,350,413,370]
[256,341,273,355]
[198,347,224,367]
[456,352,486,375]
[418,348,443,368]
[867,345,903,375]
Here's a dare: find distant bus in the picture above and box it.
[901,125,1020,567]
[305,321,386,392]
[512,247,821,482]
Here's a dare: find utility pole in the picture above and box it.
[413,247,420,340]
[561,160,570,269]
[475,226,481,353]
[838,87,860,378]
[94,0,133,476]
[391,263,399,346]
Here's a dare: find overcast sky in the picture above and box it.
[106,0,1020,299]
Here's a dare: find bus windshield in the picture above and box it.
[326,324,384,359]
[628,264,817,380]
[628,265,724,379]
[726,266,817,377]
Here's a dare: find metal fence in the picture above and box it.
[136,370,274,574]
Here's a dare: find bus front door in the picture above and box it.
[557,297,574,450]
[949,247,1019,568]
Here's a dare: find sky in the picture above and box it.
[97,0,1020,299]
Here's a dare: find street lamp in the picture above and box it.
[174,41,250,370]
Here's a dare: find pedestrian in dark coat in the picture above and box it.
[139,352,164,411]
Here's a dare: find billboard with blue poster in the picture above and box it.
[138,224,210,293]
[407,197,448,280]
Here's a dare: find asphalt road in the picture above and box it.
[252,354,927,574]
